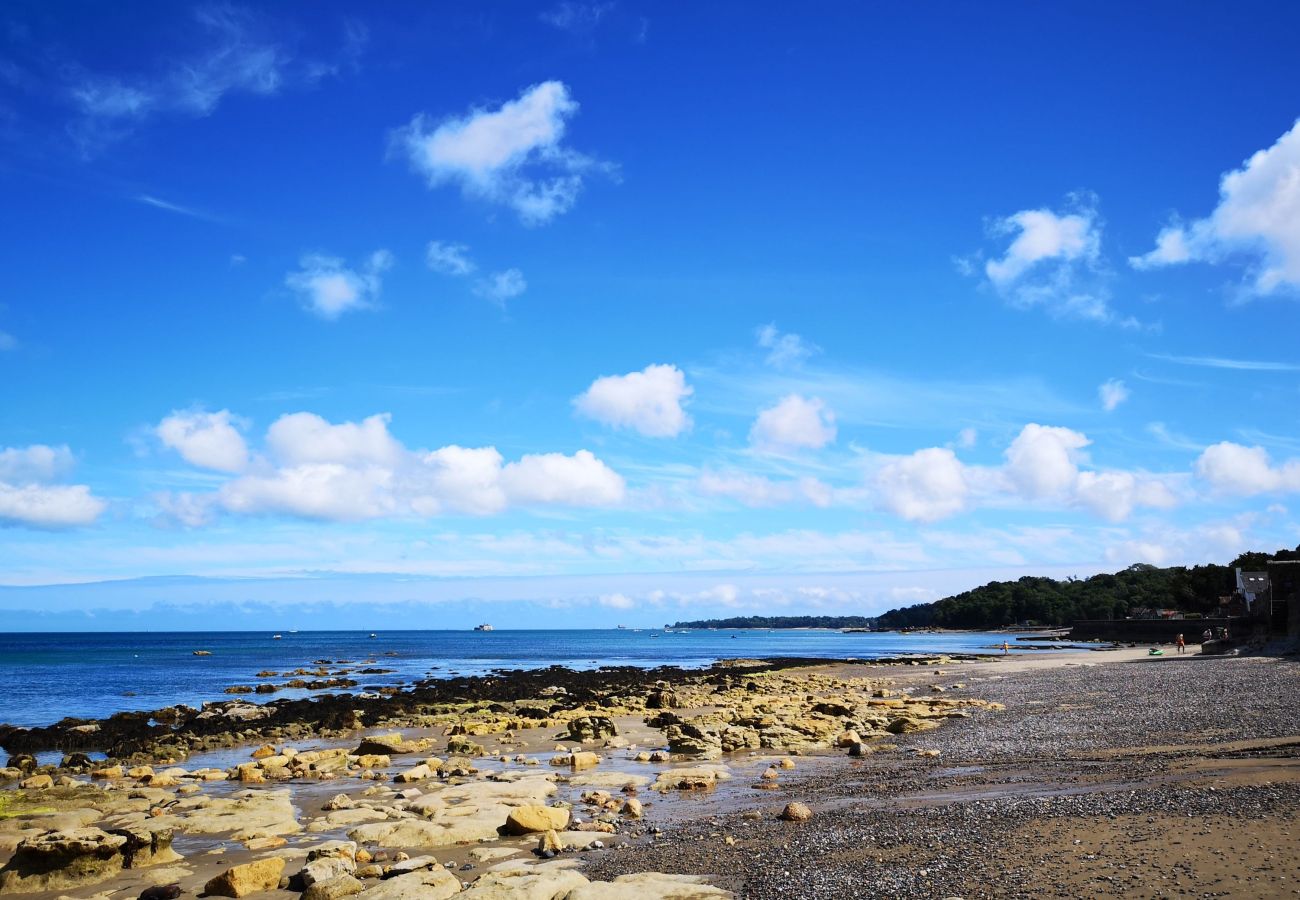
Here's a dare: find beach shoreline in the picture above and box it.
[0,646,1294,898]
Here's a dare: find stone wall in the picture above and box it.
[1070,618,1231,643]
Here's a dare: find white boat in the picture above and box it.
[474,624,494,632]
[272,634,282,640]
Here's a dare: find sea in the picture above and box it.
[0,628,1041,729]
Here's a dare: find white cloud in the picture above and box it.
[750,394,836,451]
[198,411,625,522]
[266,412,402,467]
[473,269,527,306]
[0,330,18,351]
[153,491,216,528]
[426,241,476,276]
[873,447,970,523]
[1195,442,1300,496]
[501,450,625,507]
[977,196,1128,325]
[598,592,635,610]
[1004,423,1091,499]
[0,445,75,483]
[986,207,1100,286]
[0,444,106,528]
[1099,378,1130,412]
[697,471,833,508]
[395,81,606,225]
[1074,470,1176,522]
[286,250,393,319]
[574,364,693,438]
[955,427,978,449]
[755,324,819,369]
[1130,119,1300,293]
[156,409,248,472]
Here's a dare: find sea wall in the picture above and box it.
[1070,618,1232,643]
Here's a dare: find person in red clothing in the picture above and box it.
[1176,633,1185,654]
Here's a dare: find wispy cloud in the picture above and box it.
[1147,352,1300,372]
[135,194,218,222]
[540,2,615,33]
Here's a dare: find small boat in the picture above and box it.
[272,634,282,640]
[192,650,211,656]
[474,624,494,632]
[369,633,377,638]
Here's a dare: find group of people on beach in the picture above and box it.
[1169,626,1229,654]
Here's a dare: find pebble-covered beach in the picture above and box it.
[1,648,1296,899]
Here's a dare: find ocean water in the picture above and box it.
[0,629,1037,729]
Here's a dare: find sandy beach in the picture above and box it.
[1,646,1297,899]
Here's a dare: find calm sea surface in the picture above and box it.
[0,629,1040,728]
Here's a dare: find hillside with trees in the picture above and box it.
[875,546,1300,630]
[669,615,877,629]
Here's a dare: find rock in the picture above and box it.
[382,856,436,877]
[563,716,617,742]
[886,716,940,735]
[847,741,872,757]
[445,737,485,757]
[139,884,182,900]
[503,805,570,835]
[353,867,460,900]
[323,794,355,812]
[91,765,124,780]
[536,830,564,855]
[109,824,181,867]
[127,766,156,779]
[565,872,734,898]
[251,745,277,760]
[354,736,409,756]
[393,764,431,784]
[354,756,389,769]
[243,837,286,852]
[298,857,355,888]
[457,868,589,899]
[834,730,861,748]
[651,767,730,792]
[307,841,358,863]
[6,754,36,773]
[779,802,813,822]
[203,857,286,898]
[17,774,53,790]
[302,875,363,900]
[0,828,127,893]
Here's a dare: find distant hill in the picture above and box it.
[875,546,1300,630]
[669,615,877,629]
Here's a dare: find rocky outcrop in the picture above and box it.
[0,828,127,894]
[502,805,570,835]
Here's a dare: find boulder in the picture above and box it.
[203,857,286,898]
[620,798,643,819]
[303,875,364,900]
[17,775,53,790]
[457,868,590,899]
[502,805,570,835]
[109,824,181,868]
[0,828,127,893]
[565,872,735,899]
[354,867,460,900]
[779,802,813,822]
[297,856,355,888]
[563,716,617,742]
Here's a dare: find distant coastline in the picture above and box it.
[668,615,878,630]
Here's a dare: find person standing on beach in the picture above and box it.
[1001,641,1009,655]
[1176,633,1185,654]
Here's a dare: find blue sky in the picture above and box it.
[2,1,1299,629]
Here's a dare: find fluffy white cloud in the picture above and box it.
[286,250,393,319]
[0,444,105,528]
[1130,119,1300,293]
[1098,378,1130,412]
[756,324,819,369]
[1004,424,1091,499]
[986,207,1100,286]
[574,364,693,438]
[395,81,604,225]
[474,269,527,306]
[873,447,970,523]
[267,412,402,467]
[697,472,833,508]
[200,411,625,521]
[426,241,476,276]
[750,394,836,451]
[1074,470,1176,522]
[500,450,625,507]
[1195,442,1300,496]
[156,409,248,472]
[977,196,1127,325]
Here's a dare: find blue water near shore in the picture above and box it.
[0,629,1037,729]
